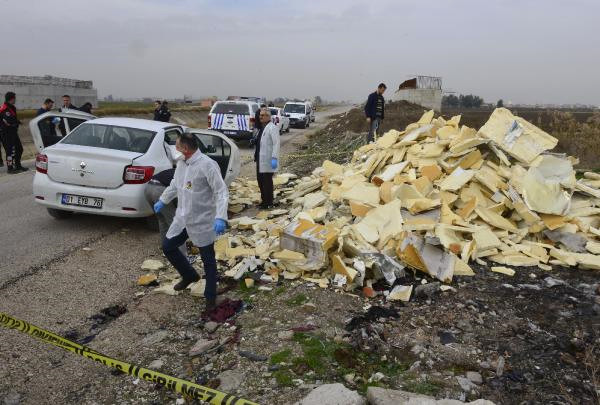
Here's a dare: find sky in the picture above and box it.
[2,0,599,105]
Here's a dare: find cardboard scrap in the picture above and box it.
[221,107,600,301]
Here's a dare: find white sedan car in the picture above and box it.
[269,107,290,133]
[30,111,240,219]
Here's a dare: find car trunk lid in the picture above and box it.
[45,144,142,189]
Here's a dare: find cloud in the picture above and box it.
[2,0,599,104]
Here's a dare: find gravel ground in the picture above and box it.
[2,103,598,405]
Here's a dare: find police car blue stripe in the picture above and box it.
[237,114,242,131]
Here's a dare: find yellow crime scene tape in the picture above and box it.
[240,149,354,164]
[0,312,259,405]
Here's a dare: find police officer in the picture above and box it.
[155,101,171,123]
[154,131,228,311]
[153,100,162,121]
[0,92,27,173]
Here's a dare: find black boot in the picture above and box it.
[173,274,200,291]
[205,297,217,312]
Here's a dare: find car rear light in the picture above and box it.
[207,115,211,128]
[249,117,255,129]
[36,154,48,174]
[123,165,155,184]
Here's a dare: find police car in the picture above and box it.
[208,100,260,140]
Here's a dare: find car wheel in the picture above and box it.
[47,208,73,219]
[146,215,160,232]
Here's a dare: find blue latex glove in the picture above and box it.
[271,158,278,170]
[214,218,227,235]
[154,201,165,213]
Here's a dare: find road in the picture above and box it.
[0,104,350,289]
[0,105,355,405]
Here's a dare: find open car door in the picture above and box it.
[187,129,241,186]
[29,110,96,153]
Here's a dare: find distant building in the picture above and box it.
[0,75,98,110]
[200,97,217,108]
[391,75,442,112]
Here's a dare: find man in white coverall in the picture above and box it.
[153,131,228,310]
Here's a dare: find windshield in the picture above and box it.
[212,103,249,115]
[60,123,156,153]
[283,104,306,114]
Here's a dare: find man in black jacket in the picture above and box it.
[0,92,27,173]
[155,101,171,122]
[36,98,61,147]
[364,83,386,143]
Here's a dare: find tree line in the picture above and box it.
[442,94,484,108]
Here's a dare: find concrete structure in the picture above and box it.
[0,75,97,110]
[391,75,442,112]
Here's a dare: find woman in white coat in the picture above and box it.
[253,107,280,208]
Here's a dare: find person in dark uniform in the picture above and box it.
[36,98,61,147]
[153,100,161,121]
[79,102,93,114]
[0,92,27,173]
[155,101,171,122]
[364,83,386,143]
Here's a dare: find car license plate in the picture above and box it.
[61,194,103,209]
[224,131,236,135]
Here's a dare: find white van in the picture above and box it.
[283,102,311,129]
[209,100,260,140]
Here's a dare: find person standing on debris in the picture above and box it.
[364,83,386,143]
[0,92,27,173]
[254,107,280,208]
[36,98,61,147]
[154,131,228,310]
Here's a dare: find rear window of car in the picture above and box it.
[269,108,279,115]
[60,123,156,153]
[212,103,249,115]
[283,104,306,114]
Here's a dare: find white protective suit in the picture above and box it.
[257,121,280,173]
[159,150,228,247]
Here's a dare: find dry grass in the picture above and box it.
[551,112,600,170]
[558,342,600,404]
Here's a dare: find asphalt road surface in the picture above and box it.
[0,105,351,288]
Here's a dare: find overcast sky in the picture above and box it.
[2,0,599,105]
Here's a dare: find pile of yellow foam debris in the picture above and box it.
[220,108,600,300]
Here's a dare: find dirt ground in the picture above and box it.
[1,102,599,405]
